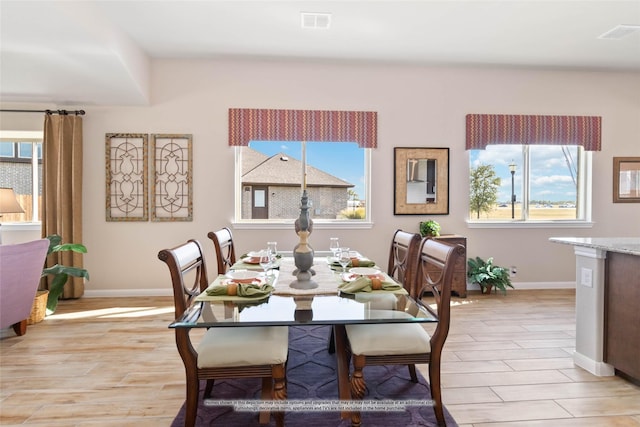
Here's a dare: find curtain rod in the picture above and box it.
[0,109,85,116]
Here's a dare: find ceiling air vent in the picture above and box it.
[598,24,640,40]
[301,12,332,29]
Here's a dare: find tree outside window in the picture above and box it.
[469,145,585,221]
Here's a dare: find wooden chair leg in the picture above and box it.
[184,374,199,427]
[429,358,445,426]
[327,326,335,354]
[350,354,366,427]
[259,377,272,424]
[203,379,214,398]
[272,363,287,427]
[12,320,27,336]
[408,363,418,383]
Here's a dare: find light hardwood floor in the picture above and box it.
[1,289,640,426]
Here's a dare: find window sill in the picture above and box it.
[467,220,594,229]
[0,222,42,231]
[232,221,374,230]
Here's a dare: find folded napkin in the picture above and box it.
[330,258,376,270]
[338,276,402,293]
[206,282,274,298]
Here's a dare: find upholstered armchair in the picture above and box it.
[0,239,50,336]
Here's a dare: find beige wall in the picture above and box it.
[2,59,639,295]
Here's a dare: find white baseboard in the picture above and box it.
[573,351,615,377]
[84,281,576,298]
[508,281,576,290]
[465,281,575,291]
[84,289,173,297]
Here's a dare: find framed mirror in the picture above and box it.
[394,147,449,215]
[613,157,640,203]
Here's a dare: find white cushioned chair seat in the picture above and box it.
[354,293,398,310]
[345,323,431,356]
[197,326,288,368]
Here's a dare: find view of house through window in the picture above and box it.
[238,141,367,221]
[0,136,43,223]
[469,144,585,221]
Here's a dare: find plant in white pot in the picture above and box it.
[467,256,514,295]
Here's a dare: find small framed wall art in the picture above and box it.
[613,157,640,203]
[394,147,450,215]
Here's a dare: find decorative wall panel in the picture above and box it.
[105,133,148,221]
[151,134,193,221]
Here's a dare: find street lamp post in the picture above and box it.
[509,161,517,219]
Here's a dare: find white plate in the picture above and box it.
[349,267,381,276]
[226,270,261,280]
[341,272,361,282]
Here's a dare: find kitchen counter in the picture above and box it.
[550,237,640,383]
[549,237,640,256]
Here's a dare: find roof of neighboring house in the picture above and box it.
[241,147,353,188]
[241,147,269,175]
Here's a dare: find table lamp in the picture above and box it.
[0,187,25,244]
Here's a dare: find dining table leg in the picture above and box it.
[333,324,351,420]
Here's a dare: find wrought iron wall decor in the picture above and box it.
[105,133,148,221]
[151,134,193,221]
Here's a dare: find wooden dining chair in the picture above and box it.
[207,227,236,276]
[328,229,421,354]
[158,239,288,427]
[345,238,464,426]
[387,229,422,297]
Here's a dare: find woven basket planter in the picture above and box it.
[27,290,49,325]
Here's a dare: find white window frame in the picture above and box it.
[0,130,43,226]
[232,145,373,230]
[0,141,16,158]
[467,146,593,229]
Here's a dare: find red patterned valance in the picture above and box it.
[229,108,377,148]
[466,114,601,151]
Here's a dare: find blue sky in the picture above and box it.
[469,145,578,203]
[250,141,365,199]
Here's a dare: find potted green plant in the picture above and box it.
[41,234,89,314]
[419,220,441,237]
[467,256,514,295]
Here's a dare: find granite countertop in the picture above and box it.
[550,237,640,256]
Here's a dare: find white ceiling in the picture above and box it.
[1,0,639,106]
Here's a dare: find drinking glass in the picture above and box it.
[329,237,340,259]
[338,247,351,273]
[259,249,273,276]
[267,241,278,257]
[267,242,278,273]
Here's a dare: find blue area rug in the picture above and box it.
[171,325,458,426]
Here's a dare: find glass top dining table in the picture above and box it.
[168,254,438,417]
[168,255,438,329]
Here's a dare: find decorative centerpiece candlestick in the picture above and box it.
[291,189,317,289]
